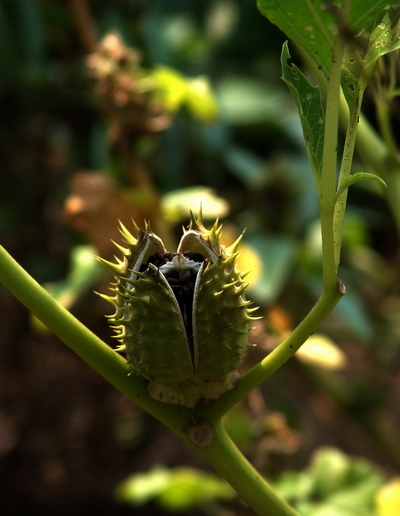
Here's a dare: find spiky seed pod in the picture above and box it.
[98,211,258,407]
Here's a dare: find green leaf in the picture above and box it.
[257,0,390,78]
[115,466,171,506]
[224,144,267,189]
[336,172,387,201]
[157,468,234,511]
[281,41,325,182]
[246,234,296,304]
[151,65,219,122]
[115,466,235,510]
[273,447,384,516]
[217,76,292,125]
[151,65,190,112]
[185,75,219,123]
[342,4,400,111]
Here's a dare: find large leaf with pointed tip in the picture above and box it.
[342,4,400,111]
[281,42,325,182]
[257,0,390,78]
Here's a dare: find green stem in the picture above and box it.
[298,36,396,204]
[198,421,301,516]
[319,36,345,291]
[334,94,363,267]
[302,46,388,174]
[0,246,191,436]
[301,40,400,242]
[207,284,344,418]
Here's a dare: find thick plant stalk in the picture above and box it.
[198,421,301,516]
[319,35,346,286]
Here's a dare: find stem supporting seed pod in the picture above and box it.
[98,211,258,407]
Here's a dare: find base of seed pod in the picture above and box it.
[147,371,239,407]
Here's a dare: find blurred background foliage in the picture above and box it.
[1,0,400,515]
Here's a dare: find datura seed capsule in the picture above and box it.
[98,211,258,407]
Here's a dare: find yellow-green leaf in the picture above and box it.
[151,65,188,112]
[185,75,219,122]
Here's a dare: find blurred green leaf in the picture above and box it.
[246,235,296,304]
[217,76,292,125]
[152,65,219,122]
[301,270,373,340]
[223,404,254,447]
[310,447,371,499]
[158,468,234,511]
[115,466,171,506]
[152,65,190,112]
[185,75,219,122]
[273,447,384,516]
[115,465,235,511]
[333,286,373,341]
[223,144,267,189]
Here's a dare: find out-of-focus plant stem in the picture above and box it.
[67,0,98,53]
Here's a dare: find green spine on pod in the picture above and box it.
[98,211,258,407]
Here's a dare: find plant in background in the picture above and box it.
[86,31,218,152]
[2,1,400,515]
